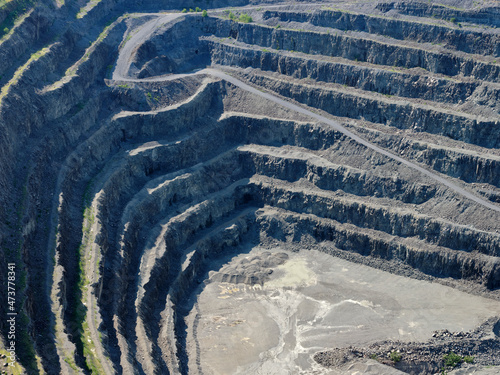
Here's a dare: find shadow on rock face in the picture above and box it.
[494,320,500,337]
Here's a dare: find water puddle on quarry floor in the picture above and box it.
[184,247,500,375]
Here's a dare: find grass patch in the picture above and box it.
[76,0,102,19]
[0,0,15,7]
[0,2,34,42]
[0,44,52,106]
[0,346,26,375]
[73,180,108,374]
[64,357,79,372]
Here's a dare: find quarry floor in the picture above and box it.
[185,246,500,375]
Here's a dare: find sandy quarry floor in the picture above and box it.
[185,247,500,375]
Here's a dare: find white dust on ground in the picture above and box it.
[185,248,500,375]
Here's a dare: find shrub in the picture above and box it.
[189,8,194,12]
[239,13,253,23]
[195,7,201,12]
[228,11,236,20]
[463,356,474,364]
[390,351,402,363]
[202,9,207,17]
[3,27,9,34]
[443,352,462,367]
[181,8,187,13]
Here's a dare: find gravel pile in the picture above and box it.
[314,317,500,374]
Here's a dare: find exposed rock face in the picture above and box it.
[0,0,499,374]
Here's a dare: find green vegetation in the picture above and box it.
[0,347,25,374]
[444,352,462,367]
[202,9,207,17]
[238,13,252,23]
[463,356,474,364]
[0,0,35,40]
[389,351,402,362]
[64,357,79,372]
[0,44,52,106]
[76,0,102,19]
[443,352,472,368]
[181,8,187,13]
[0,0,14,7]
[223,10,252,23]
[74,180,108,374]
[195,6,201,12]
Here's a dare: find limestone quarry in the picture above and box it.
[0,0,499,374]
